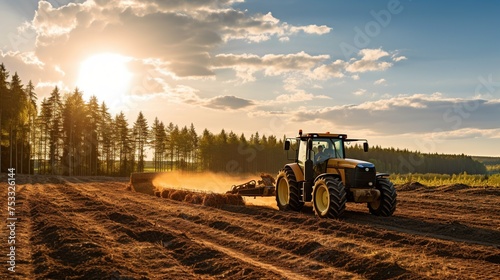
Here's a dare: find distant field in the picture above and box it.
[390,173,500,187]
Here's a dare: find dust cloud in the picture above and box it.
[152,171,262,193]
[152,171,279,209]
[243,196,278,209]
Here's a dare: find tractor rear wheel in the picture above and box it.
[312,176,347,218]
[276,167,304,211]
[368,178,397,216]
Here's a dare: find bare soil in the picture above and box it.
[1,175,499,279]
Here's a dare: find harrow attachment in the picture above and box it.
[227,174,276,197]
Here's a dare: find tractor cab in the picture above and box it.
[285,131,369,180]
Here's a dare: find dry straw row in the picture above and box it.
[154,188,244,208]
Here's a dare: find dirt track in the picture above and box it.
[1,175,499,279]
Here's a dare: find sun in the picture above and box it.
[77,53,132,106]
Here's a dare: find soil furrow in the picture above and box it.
[2,175,499,280]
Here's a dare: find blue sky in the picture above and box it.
[1,0,499,157]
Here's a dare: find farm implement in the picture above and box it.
[226,174,276,197]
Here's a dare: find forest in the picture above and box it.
[0,63,490,176]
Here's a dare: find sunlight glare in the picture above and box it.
[77,53,132,107]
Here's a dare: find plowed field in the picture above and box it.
[1,175,499,279]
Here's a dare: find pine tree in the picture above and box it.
[25,81,37,174]
[37,98,51,173]
[61,88,87,175]
[165,122,176,171]
[47,86,63,174]
[115,112,132,176]
[179,126,189,170]
[150,119,167,171]
[86,96,100,175]
[133,112,149,172]
[189,123,198,171]
[99,102,113,174]
[199,129,214,171]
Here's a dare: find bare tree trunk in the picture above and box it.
[9,126,13,168]
[0,110,2,172]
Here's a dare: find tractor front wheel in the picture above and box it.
[368,178,397,216]
[312,176,347,218]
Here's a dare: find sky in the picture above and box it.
[1,0,499,157]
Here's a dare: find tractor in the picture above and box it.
[276,130,397,218]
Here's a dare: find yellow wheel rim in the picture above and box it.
[277,178,289,206]
[315,184,329,215]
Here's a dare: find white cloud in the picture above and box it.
[289,24,332,35]
[374,78,386,85]
[309,59,347,80]
[276,91,316,102]
[353,89,367,96]
[214,51,331,82]
[392,55,407,62]
[425,128,500,140]
[346,59,392,73]
[358,48,389,61]
[214,52,329,72]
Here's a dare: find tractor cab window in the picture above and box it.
[297,140,309,167]
[312,138,344,164]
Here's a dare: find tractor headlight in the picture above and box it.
[357,162,375,169]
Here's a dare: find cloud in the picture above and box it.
[427,128,500,140]
[392,55,407,62]
[214,51,330,81]
[289,24,332,35]
[292,94,500,135]
[310,59,347,80]
[275,91,330,102]
[358,48,389,61]
[204,95,254,110]
[374,78,386,85]
[353,89,367,96]
[346,49,392,73]
[309,48,399,80]
[272,75,331,103]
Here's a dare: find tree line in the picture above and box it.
[347,145,487,175]
[0,63,488,176]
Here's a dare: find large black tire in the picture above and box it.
[276,167,304,211]
[368,178,397,216]
[312,176,347,218]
